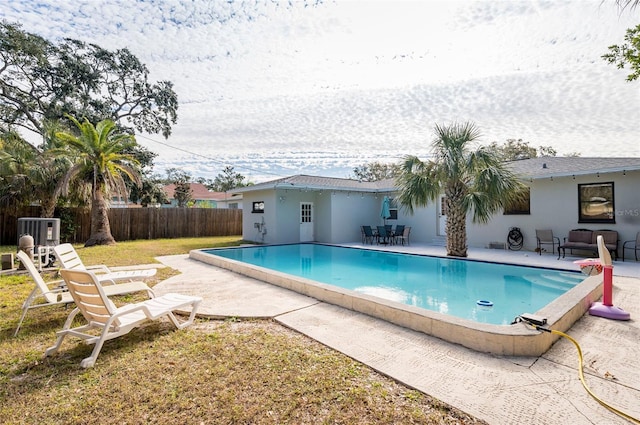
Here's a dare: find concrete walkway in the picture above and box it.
[153,246,640,425]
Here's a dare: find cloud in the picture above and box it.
[2,0,639,181]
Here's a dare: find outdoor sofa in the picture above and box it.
[558,229,619,260]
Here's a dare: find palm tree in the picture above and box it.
[0,125,74,217]
[0,131,35,211]
[396,122,525,257]
[56,116,141,246]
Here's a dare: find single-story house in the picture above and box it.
[232,157,640,254]
[162,183,242,209]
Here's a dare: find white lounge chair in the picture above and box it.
[45,269,202,368]
[14,250,155,336]
[53,243,157,284]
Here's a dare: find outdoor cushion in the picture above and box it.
[568,230,592,244]
[561,241,591,248]
[592,230,617,245]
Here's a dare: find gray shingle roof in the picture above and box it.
[506,157,640,179]
[234,157,640,194]
[232,174,397,193]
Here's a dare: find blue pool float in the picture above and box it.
[477,300,493,307]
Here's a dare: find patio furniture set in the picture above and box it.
[361,225,411,246]
[535,229,640,261]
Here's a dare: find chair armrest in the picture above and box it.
[114,303,147,316]
[44,280,68,292]
[553,237,560,243]
[85,264,111,274]
[96,277,118,285]
[45,279,66,287]
[623,240,635,248]
[42,287,70,297]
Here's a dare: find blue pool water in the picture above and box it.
[203,244,584,325]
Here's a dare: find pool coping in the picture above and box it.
[189,247,603,356]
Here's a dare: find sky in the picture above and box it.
[2,0,639,183]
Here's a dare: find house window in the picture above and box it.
[389,198,398,220]
[578,182,615,223]
[229,203,238,209]
[504,187,530,215]
[252,201,265,213]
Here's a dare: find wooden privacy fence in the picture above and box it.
[0,207,242,246]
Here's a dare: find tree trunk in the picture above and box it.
[85,184,116,246]
[40,198,57,218]
[445,187,467,257]
[40,185,62,218]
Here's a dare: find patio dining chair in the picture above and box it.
[45,269,201,368]
[376,226,391,245]
[396,226,411,246]
[14,250,154,336]
[622,231,640,261]
[393,225,405,244]
[361,225,375,245]
[535,229,560,256]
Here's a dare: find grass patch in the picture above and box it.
[0,236,485,424]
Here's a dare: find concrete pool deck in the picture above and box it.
[153,244,640,425]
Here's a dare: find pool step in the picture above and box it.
[516,274,581,291]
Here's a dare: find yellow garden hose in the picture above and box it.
[551,329,640,424]
[520,318,640,424]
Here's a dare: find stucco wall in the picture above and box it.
[468,170,640,252]
[241,169,639,249]
[275,189,316,243]
[328,193,439,244]
[242,189,276,243]
[329,192,380,243]
[394,204,438,244]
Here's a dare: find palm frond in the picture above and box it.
[395,155,440,214]
[397,121,524,255]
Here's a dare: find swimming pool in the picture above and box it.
[191,244,603,356]
[203,244,582,325]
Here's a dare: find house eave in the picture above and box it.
[524,166,637,180]
[270,182,397,193]
[232,175,398,194]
